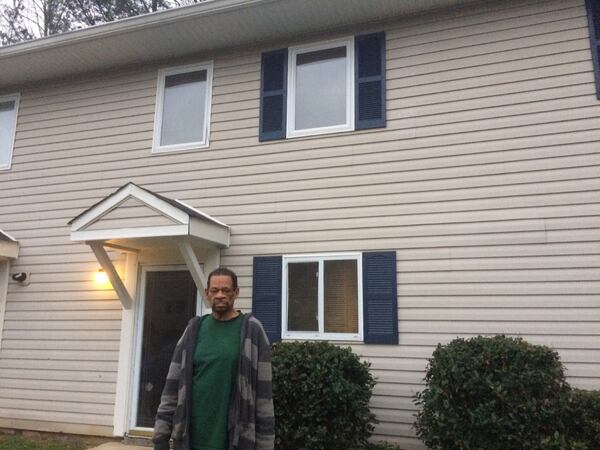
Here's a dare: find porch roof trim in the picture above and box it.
[0,229,19,259]
[69,182,230,249]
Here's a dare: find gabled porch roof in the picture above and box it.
[69,182,229,249]
[69,183,229,309]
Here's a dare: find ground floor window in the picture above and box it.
[283,254,362,341]
[252,251,398,345]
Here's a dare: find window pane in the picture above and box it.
[0,100,16,168]
[324,259,358,333]
[288,262,318,332]
[161,70,207,146]
[294,46,347,130]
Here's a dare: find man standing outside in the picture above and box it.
[153,268,275,450]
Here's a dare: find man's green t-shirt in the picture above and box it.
[190,313,243,450]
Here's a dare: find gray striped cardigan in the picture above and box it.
[153,313,275,450]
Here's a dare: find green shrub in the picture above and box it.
[272,341,377,450]
[413,335,574,450]
[565,389,600,448]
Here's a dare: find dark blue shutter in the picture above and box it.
[363,251,398,344]
[586,0,600,99]
[355,32,386,130]
[252,256,282,343]
[259,49,287,141]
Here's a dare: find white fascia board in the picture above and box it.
[127,184,190,224]
[0,0,475,88]
[0,230,17,242]
[189,217,230,248]
[0,240,19,259]
[175,199,230,229]
[71,224,189,242]
[70,184,189,233]
[0,0,271,58]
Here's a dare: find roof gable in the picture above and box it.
[70,182,230,248]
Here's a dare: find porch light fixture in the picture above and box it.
[95,268,109,285]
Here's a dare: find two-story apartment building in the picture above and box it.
[1,0,599,448]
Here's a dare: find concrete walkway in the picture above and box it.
[86,442,149,450]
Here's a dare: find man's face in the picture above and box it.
[205,274,238,315]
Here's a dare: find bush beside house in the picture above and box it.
[414,335,600,450]
[271,341,377,450]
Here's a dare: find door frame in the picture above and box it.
[128,264,203,433]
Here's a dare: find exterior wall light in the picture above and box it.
[95,269,109,285]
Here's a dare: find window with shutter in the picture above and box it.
[282,254,363,341]
[287,38,355,137]
[259,32,386,141]
[586,0,600,99]
[252,251,398,344]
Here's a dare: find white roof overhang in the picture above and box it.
[0,0,478,89]
[0,230,19,260]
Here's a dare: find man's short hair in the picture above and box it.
[207,267,238,290]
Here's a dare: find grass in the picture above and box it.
[0,434,88,450]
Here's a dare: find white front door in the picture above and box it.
[129,266,204,431]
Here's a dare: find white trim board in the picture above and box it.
[113,251,139,436]
[0,260,9,350]
[0,239,19,259]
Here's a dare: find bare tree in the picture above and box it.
[0,0,33,45]
[0,0,201,45]
[25,0,73,37]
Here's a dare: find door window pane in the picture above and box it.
[294,46,347,130]
[324,259,358,333]
[0,100,16,168]
[287,262,318,332]
[160,70,207,146]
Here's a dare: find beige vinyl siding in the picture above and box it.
[0,0,599,447]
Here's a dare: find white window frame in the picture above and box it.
[282,252,363,341]
[0,93,20,171]
[152,62,213,153]
[286,37,355,139]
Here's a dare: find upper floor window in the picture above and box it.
[287,38,354,137]
[153,62,213,153]
[259,32,386,141]
[0,93,19,171]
